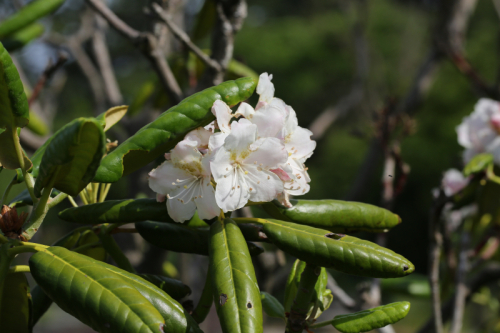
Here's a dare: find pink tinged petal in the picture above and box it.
[235,102,255,119]
[251,104,286,138]
[195,178,220,220]
[167,195,197,223]
[257,72,275,104]
[491,113,500,133]
[456,122,472,148]
[285,126,316,160]
[245,137,288,169]
[487,137,500,165]
[156,193,166,202]
[148,161,193,194]
[271,168,292,181]
[185,127,212,149]
[164,153,171,160]
[212,100,233,134]
[244,165,284,203]
[442,169,469,197]
[224,119,257,153]
[276,191,293,208]
[209,132,229,152]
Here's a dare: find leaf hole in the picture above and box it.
[247,302,252,309]
[220,293,228,306]
[325,233,344,240]
[403,265,409,271]
[159,323,166,332]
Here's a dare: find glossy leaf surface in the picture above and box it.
[34,117,106,197]
[9,189,59,207]
[77,229,106,261]
[0,0,65,39]
[331,301,410,333]
[2,23,44,52]
[209,218,263,333]
[0,43,31,170]
[59,199,175,224]
[263,219,414,278]
[261,292,285,319]
[94,77,257,183]
[0,272,31,333]
[263,199,401,233]
[139,274,191,301]
[29,246,202,333]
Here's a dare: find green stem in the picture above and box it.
[0,243,14,317]
[92,183,99,203]
[286,263,320,333]
[8,242,48,256]
[68,196,78,207]
[22,171,38,204]
[0,233,9,244]
[79,191,89,205]
[12,128,37,204]
[0,178,15,207]
[232,217,268,225]
[98,224,135,273]
[22,186,53,240]
[191,272,213,323]
[47,192,68,209]
[308,320,333,329]
[487,164,500,185]
[8,265,30,274]
[98,183,111,203]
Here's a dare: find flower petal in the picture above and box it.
[257,72,275,104]
[209,132,229,152]
[185,127,212,149]
[148,161,193,195]
[285,126,316,160]
[224,118,257,153]
[195,178,220,220]
[442,168,469,197]
[245,137,288,169]
[244,165,284,203]
[235,102,255,119]
[212,100,233,134]
[167,195,197,223]
[251,104,286,139]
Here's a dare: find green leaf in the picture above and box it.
[139,274,191,301]
[0,43,31,170]
[464,153,493,176]
[59,198,175,224]
[0,0,65,39]
[94,77,257,183]
[2,23,44,52]
[262,219,414,278]
[209,218,263,333]
[29,246,202,333]
[0,272,32,333]
[34,117,106,197]
[261,292,285,319]
[331,301,411,333]
[262,199,401,233]
[136,221,265,256]
[96,105,128,132]
[77,229,106,261]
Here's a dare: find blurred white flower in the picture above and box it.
[148,139,219,222]
[457,98,500,164]
[441,168,469,197]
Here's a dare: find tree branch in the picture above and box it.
[151,3,222,72]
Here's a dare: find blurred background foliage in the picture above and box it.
[1,0,499,332]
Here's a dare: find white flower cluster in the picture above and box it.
[457,98,500,164]
[148,73,316,222]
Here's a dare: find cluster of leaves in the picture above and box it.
[0,1,415,332]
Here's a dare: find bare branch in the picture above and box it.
[151,3,222,72]
[85,0,183,103]
[85,0,140,40]
[450,232,469,333]
[28,53,68,107]
[92,15,123,106]
[326,273,356,310]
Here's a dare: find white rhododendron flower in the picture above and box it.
[149,72,316,221]
[148,138,219,222]
[441,169,469,197]
[457,98,500,164]
[211,119,288,212]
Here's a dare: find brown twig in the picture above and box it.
[151,3,222,72]
[85,0,183,103]
[28,53,68,107]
